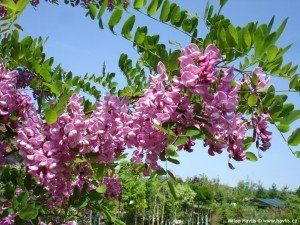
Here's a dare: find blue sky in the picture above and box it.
[17,0,300,189]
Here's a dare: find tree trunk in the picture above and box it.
[152,195,157,225]
[156,204,160,225]
[90,211,93,225]
[160,197,165,225]
[135,210,138,225]
[142,208,145,225]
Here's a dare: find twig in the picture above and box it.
[273,123,296,157]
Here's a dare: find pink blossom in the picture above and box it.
[100,177,122,199]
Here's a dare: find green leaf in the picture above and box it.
[167,170,176,181]
[108,7,123,29]
[155,124,176,136]
[267,16,275,33]
[167,157,180,164]
[96,185,107,194]
[277,124,290,133]
[184,129,200,137]
[4,183,15,199]
[167,181,177,199]
[243,137,253,150]
[243,28,252,49]
[219,0,228,8]
[269,96,283,118]
[288,128,300,146]
[267,45,278,61]
[92,164,106,179]
[295,151,300,158]
[13,23,23,31]
[114,218,126,225]
[248,94,258,107]
[253,28,265,57]
[89,3,98,20]
[281,110,300,125]
[50,80,62,95]
[289,75,299,90]
[156,167,167,175]
[98,0,108,17]
[45,109,58,125]
[275,18,288,42]
[134,0,146,9]
[226,25,238,47]
[168,50,180,72]
[246,152,258,162]
[279,103,294,117]
[134,26,147,45]
[121,15,135,39]
[262,85,275,106]
[147,0,159,16]
[15,0,29,11]
[0,0,17,10]
[160,0,170,22]
[39,65,51,82]
[173,136,188,146]
[19,205,38,220]
[182,17,198,33]
[170,5,181,25]
[74,157,86,163]
[166,145,178,157]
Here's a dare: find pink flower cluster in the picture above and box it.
[0,201,16,225]
[0,62,36,167]
[39,220,77,225]
[16,61,195,204]
[0,43,273,212]
[126,62,195,169]
[175,44,272,161]
[0,214,15,225]
[0,189,24,224]
[17,93,132,205]
[174,44,249,161]
[100,176,122,199]
[107,0,130,11]
[15,67,35,89]
[252,112,272,152]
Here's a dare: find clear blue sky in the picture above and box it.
[17,0,300,190]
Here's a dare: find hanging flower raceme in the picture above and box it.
[246,67,272,154]
[99,176,122,199]
[175,44,248,161]
[127,62,196,170]
[252,112,272,152]
[0,62,37,168]
[176,44,272,162]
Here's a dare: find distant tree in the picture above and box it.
[190,184,214,204]
[255,185,268,198]
[235,180,254,203]
[268,184,279,198]
[295,186,300,198]
[279,185,290,200]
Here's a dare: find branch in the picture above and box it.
[128,6,200,44]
